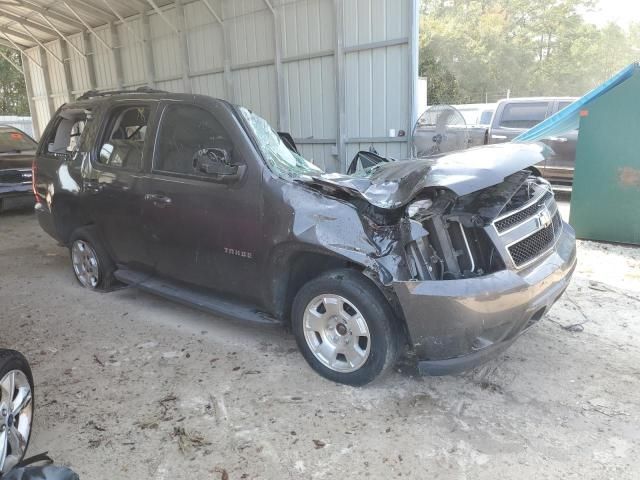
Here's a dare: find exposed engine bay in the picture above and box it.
[402,172,557,281]
[299,143,561,283]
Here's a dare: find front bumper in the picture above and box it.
[393,221,577,375]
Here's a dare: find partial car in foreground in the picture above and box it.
[33,90,576,385]
[0,126,36,213]
[0,349,33,474]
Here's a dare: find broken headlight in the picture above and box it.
[407,199,433,219]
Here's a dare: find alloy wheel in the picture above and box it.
[302,294,371,373]
[0,370,33,473]
[71,240,100,288]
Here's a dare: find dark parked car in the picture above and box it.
[488,97,577,186]
[0,126,36,212]
[33,90,576,385]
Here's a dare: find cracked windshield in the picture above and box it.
[239,107,323,177]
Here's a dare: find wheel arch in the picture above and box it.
[267,246,410,346]
[268,246,359,324]
[51,194,95,245]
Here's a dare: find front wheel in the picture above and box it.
[0,349,34,474]
[292,270,400,386]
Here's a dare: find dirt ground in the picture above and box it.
[1,201,639,480]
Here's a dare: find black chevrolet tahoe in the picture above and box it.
[33,90,577,385]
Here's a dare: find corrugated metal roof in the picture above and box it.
[0,0,174,48]
[5,0,420,173]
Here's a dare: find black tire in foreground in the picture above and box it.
[292,269,400,386]
[69,226,115,291]
[0,349,34,474]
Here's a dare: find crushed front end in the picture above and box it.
[394,172,577,375]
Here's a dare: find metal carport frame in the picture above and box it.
[0,0,419,172]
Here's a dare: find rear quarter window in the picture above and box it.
[42,110,89,158]
[499,102,550,129]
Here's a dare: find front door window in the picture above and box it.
[154,104,234,176]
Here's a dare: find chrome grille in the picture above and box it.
[495,191,553,233]
[488,179,564,269]
[508,212,562,267]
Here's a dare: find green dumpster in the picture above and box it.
[512,63,640,245]
[570,73,640,245]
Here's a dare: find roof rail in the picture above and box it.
[77,86,168,100]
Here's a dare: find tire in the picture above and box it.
[292,269,400,386]
[69,226,115,291]
[0,349,34,474]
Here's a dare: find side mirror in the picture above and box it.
[193,148,245,183]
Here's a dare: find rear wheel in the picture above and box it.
[292,270,400,386]
[0,349,34,474]
[69,227,115,290]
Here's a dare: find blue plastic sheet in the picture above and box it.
[513,62,640,142]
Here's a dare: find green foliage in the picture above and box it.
[420,0,640,104]
[0,47,29,116]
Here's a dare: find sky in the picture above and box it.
[582,0,640,28]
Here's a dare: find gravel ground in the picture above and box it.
[1,203,639,480]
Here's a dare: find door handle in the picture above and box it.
[491,134,508,140]
[549,136,568,143]
[145,193,173,207]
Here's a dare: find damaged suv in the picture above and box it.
[33,91,576,385]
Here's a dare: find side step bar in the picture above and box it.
[114,269,281,326]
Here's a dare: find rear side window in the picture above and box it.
[499,102,549,129]
[153,104,232,175]
[98,106,150,170]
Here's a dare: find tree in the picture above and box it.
[420,0,639,105]
[0,47,29,115]
[419,15,460,105]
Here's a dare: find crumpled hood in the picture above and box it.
[303,143,551,209]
